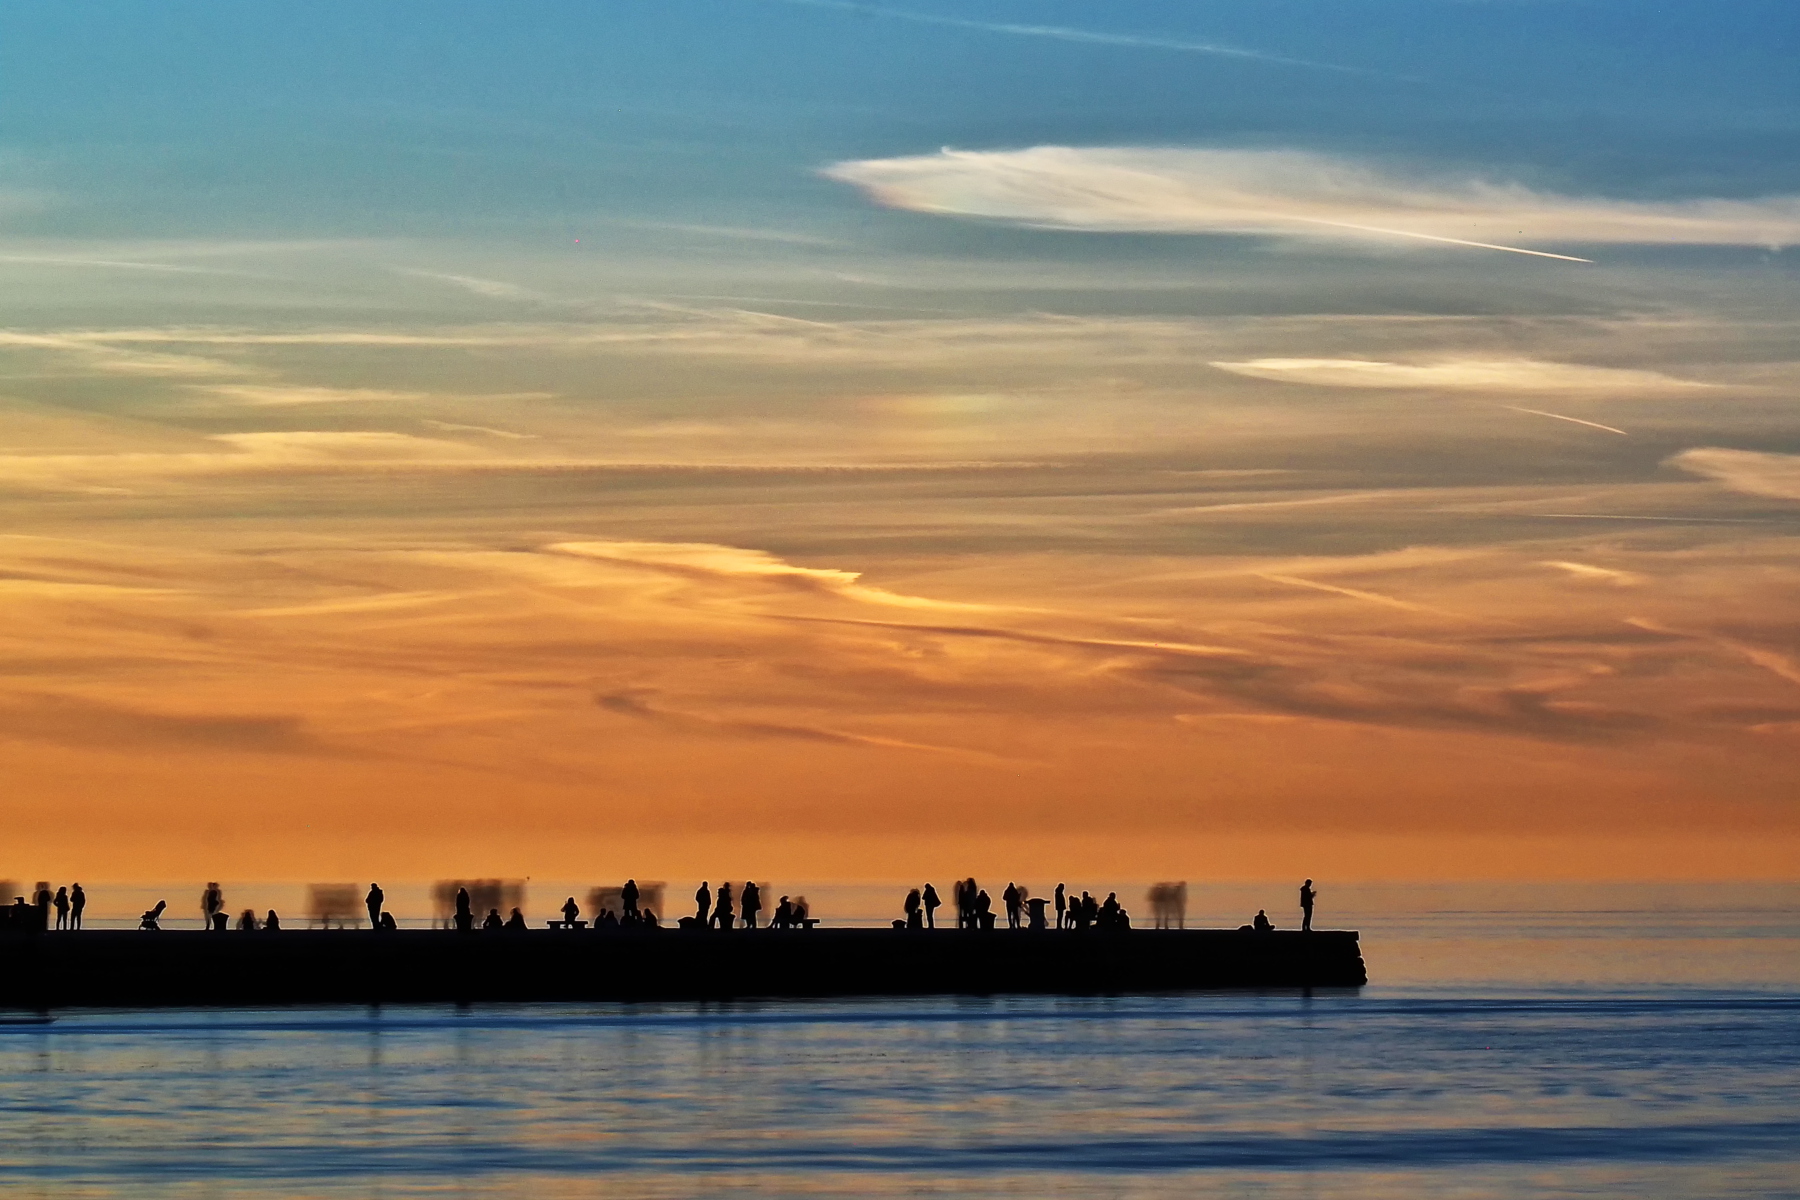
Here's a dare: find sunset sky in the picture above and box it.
[2,1,1797,885]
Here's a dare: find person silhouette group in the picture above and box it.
[898,882,1132,930]
[17,873,1317,940]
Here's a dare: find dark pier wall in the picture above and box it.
[1,929,1365,1008]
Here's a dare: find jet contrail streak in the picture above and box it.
[1503,406,1628,435]
[775,0,1384,76]
[1294,218,1594,262]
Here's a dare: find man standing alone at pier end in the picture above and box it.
[1300,880,1316,933]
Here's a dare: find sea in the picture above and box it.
[0,882,1795,1199]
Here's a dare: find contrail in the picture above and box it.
[774,0,1387,77]
[1296,218,1594,262]
[1502,406,1627,435]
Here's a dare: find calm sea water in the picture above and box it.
[1,883,1795,1199]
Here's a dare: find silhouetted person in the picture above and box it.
[1055,884,1067,929]
[975,889,995,930]
[505,907,527,931]
[1300,879,1315,933]
[1099,892,1121,929]
[1027,897,1049,930]
[622,879,640,920]
[34,882,52,927]
[741,881,761,929]
[379,911,397,931]
[1253,909,1273,933]
[53,887,69,931]
[237,909,258,931]
[562,896,580,926]
[366,883,385,929]
[922,884,940,929]
[454,887,474,933]
[69,883,85,931]
[903,888,921,928]
[792,896,810,927]
[695,882,711,925]
[597,907,619,928]
[642,908,659,928]
[264,909,281,931]
[201,882,223,930]
[139,899,167,931]
[712,881,735,930]
[772,895,793,929]
[1003,883,1022,930]
[483,907,503,931]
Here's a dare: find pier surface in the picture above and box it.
[1,928,1366,1007]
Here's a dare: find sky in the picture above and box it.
[1,1,1797,885]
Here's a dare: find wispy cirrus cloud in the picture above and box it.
[1669,448,1800,501]
[198,384,434,407]
[394,268,531,299]
[1209,357,1712,394]
[0,431,490,491]
[826,146,1800,258]
[548,540,1005,612]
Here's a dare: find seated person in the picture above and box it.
[482,908,504,930]
[379,911,398,931]
[237,909,259,932]
[597,908,619,929]
[1253,909,1274,933]
[264,909,282,931]
[641,908,659,929]
[505,907,527,931]
[561,897,580,926]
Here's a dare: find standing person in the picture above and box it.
[1299,880,1316,933]
[740,881,761,929]
[69,883,85,930]
[1055,884,1067,930]
[1003,882,1022,930]
[958,878,978,930]
[454,887,473,933]
[365,883,385,930]
[921,883,941,929]
[903,888,921,929]
[622,879,640,921]
[33,883,52,928]
[53,887,69,931]
[711,881,735,930]
[201,882,224,930]
[695,881,711,926]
